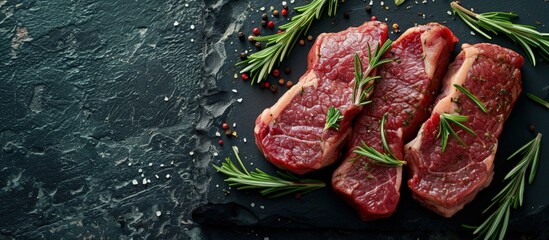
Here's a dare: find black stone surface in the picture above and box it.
[0,0,547,239]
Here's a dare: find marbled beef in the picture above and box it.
[405,43,523,217]
[332,23,458,220]
[254,21,388,175]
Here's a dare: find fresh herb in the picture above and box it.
[438,113,477,152]
[465,133,542,240]
[352,40,393,106]
[395,0,406,6]
[238,0,339,83]
[454,84,488,113]
[213,146,326,198]
[526,93,549,109]
[450,1,549,66]
[353,113,406,167]
[325,106,343,130]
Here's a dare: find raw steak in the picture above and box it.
[332,23,458,220]
[405,43,524,217]
[254,21,388,175]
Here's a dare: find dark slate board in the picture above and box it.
[197,0,549,239]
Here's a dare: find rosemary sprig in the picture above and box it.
[353,113,406,167]
[325,106,343,130]
[352,40,393,106]
[237,0,339,83]
[454,84,488,113]
[526,93,549,109]
[450,1,549,66]
[213,146,326,198]
[465,133,542,240]
[438,113,477,152]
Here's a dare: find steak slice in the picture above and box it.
[332,23,458,220]
[254,21,388,175]
[405,43,524,217]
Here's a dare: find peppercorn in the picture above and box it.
[392,23,400,32]
[273,9,279,17]
[262,13,268,20]
[222,123,229,130]
[248,35,255,42]
[259,82,266,88]
[241,73,249,81]
[238,31,245,40]
[255,41,262,49]
[252,27,261,36]
[218,139,223,145]
[299,39,305,46]
[267,21,275,29]
[272,68,280,77]
[281,8,288,17]
[239,52,247,60]
[278,78,285,85]
[270,84,278,93]
[284,66,291,74]
[365,5,372,13]
[307,35,313,41]
[529,124,536,133]
[343,11,350,19]
[264,82,271,88]
[286,80,293,88]
[261,20,267,26]
[371,16,377,21]
[277,29,284,34]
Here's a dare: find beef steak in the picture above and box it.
[254,21,388,175]
[404,43,524,217]
[332,23,458,220]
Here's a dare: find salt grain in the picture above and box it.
[232,89,238,93]
[173,21,179,27]
[213,152,219,157]
[164,96,169,101]
[190,39,194,42]
[237,98,243,103]
[447,10,452,15]
[166,174,171,179]
[233,123,237,128]
[147,179,151,183]
[189,151,194,156]
[148,163,153,166]
[251,202,256,207]
[190,24,195,30]
[142,178,147,185]
[470,31,476,35]
[243,138,247,143]
[128,162,132,166]
[185,3,189,7]
[160,164,164,167]
[155,174,159,179]
[215,131,221,137]
[138,168,143,173]
[156,211,162,217]
[260,205,265,209]
[132,179,138,185]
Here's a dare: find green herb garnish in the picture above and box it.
[454,84,488,113]
[352,40,393,106]
[450,1,549,66]
[354,113,406,167]
[395,0,406,6]
[325,106,343,130]
[464,133,542,240]
[438,113,477,152]
[526,93,549,109]
[238,0,339,83]
[213,146,326,198]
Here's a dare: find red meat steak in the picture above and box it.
[254,21,388,175]
[405,43,524,217]
[332,23,458,220]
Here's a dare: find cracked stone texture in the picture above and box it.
[1,0,548,239]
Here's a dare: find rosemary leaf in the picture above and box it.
[352,40,393,106]
[453,84,488,113]
[238,0,339,83]
[325,106,344,130]
[526,93,549,109]
[450,1,549,66]
[466,133,542,240]
[395,0,406,6]
[437,113,477,152]
[213,146,326,198]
